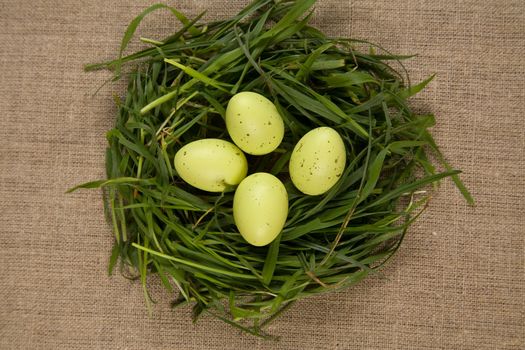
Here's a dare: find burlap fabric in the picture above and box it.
[1,0,523,349]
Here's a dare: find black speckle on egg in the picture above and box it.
[183,151,187,156]
[246,133,250,136]
[268,121,272,125]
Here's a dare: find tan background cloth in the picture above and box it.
[1,0,523,349]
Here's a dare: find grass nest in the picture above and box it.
[70,0,472,338]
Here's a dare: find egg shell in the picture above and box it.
[289,127,346,196]
[174,139,248,192]
[225,91,284,155]
[233,173,288,246]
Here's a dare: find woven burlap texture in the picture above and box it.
[0,0,523,349]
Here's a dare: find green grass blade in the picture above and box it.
[262,233,281,285]
[115,4,169,77]
[66,177,153,193]
[164,58,231,93]
[397,74,435,99]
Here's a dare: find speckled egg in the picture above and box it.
[289,127,346,195]
[225,91,284,155]
[174,139,248,192]
[233,173,288,246]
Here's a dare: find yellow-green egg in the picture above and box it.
[225,91,284,155]
[174,139,248,192]
[233,173,288,246]
[289,127,346,196]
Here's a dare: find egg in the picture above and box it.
[289,127,346,196]
[233,173,288,246]
[174,139,248,192]
[225,91,284,155]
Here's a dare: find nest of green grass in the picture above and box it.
[70,0,473,338]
